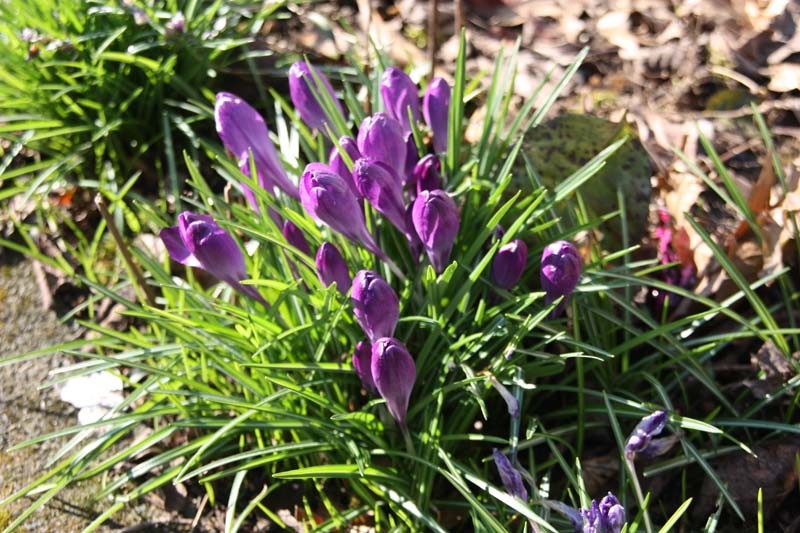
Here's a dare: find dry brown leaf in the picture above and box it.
[765,63,800,92]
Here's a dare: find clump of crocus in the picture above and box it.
[371,337,416,428]
[357,113,406,178]
[625,410,678,461]
[411,154,442,195]
[492,449,528,501]
[329,136,363,198]
[540,240,582,317]
[299,163,385,258]
[160,211,266,305]
[412,189,460,274]
[580,492,625,533]
[288,61,344,132]
[315,242,351,295]
[353,157,407,233]
[214,92,298,203]
[282,220,311,256]
[380,67,420,136]
[423,77,451,154]
[351,270,400,343]
[352,340,376,393]
[492,239,528,290]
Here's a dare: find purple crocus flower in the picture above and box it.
[329,136,363,198]
[357,113,406,178]
[492,449,528,501]
[492,239,528,290]
[282,220,311,256]
[288,61,344,132]
[380,67,420,136]
[625,410,677,461]
[411,189,460,274]
[352,340,376,394]
[404,134,420,184]
[351,270,400,343]
[540,240,582,317]
[371,337,416,427]
[423,77,451,154]
[298,163,385,258]
[581,493,625,533]
[160,212,266,305]
[214,92,298,203]
[411,154,442,195]
[352,157,407,233]
[315,242,351,294]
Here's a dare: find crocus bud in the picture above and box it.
[411,154,442,194]
[282,220,311,256]
[492,239,528,290]
[288,61,344,132]
[625,410,678,461]
[412,189,460,274]
[352,340,376,393]
[423,77,451,154]
[404,134,419,184]
[380,67,420,136]
[165,11,186,36]
[329,136,362,198]
[214,92,298,203]
[352,157,407,233]
[351,270,399,343]
[357,113,406,177]
[299,163,384,258]
[315,242,351,294]
[582,493,625,533]
[492,449,528,501]
[540,240,582,317]
[371,337,416,427]
[160,212,266,305]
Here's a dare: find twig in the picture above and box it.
[427,0,438,82]
[31,260,53,310]
[94,194,156,307]
[454,0,464,37]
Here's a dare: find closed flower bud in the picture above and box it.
[582,492,626,533]
[165,11,185,36]
[329,136,362,198]
[380,67,420,136]
[351,270,400,343]
[214,92,298,203]
[540,240,582,317]
[299,163,384,258]
[404,133,419,184]
[492,449,528,501]
[160,212,266,305]
[288,61,344,131]
[357,113,406,178]
[411,154,442,194]
[282,220,311,256]
[353,157,407,233]
[352,340,376,393]
[625,410,678,461]
[371,337,416,427]
[315,242,351,294]
[423,77,451,154]
[492,239,528,290]
[412,189,460,274]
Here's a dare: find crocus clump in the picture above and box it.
[540,240,582,317]
[214,92,298,203]
[351,270,400,343]
[288,61,344,131]
[380,67,420,136]
[492,449,528,501]
[625,410,678,461]
[423,77,451,154]
[371,337,416,427]
[412,189,460,273]
[315,242,351,295]
[160,211,266,305]
[492,239,528,290]
[580,493,625,533]
[352,340,376,393]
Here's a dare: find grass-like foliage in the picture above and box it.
[0,0,284,197]
[2,34,799,533]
